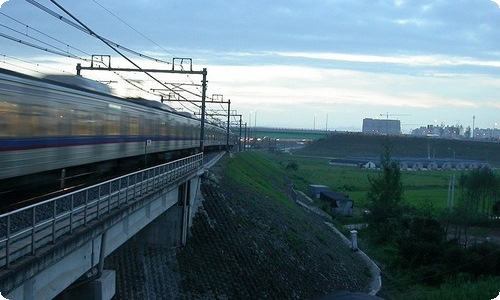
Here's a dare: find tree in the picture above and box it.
[493,201,500,218]
[458,167,499,217]
[454,167,499,246]
[364,143,404,242]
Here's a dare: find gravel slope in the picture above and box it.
[105,155,372,299]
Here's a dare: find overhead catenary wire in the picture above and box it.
[50,0,208,117]
[90,0,176,58]
[91,0,218,112]
[0,31,87,60]
[0,53,76,75]
[0,11,92,57]
[0,23,88,61]
[25,0,172,65]
[47,0,191,104]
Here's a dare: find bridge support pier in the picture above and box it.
[58,270,115,300]
[138,177,201,247]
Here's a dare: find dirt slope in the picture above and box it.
[106,156,371,299]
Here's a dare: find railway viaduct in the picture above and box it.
[0,152,224,299]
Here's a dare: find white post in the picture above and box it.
[350,230,358,251]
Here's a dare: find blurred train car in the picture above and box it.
[0,68,227,195]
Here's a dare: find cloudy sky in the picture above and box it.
[1,0,500,132]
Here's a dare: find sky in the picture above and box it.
[1,0,500,132]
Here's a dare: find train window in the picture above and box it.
[129,117,139,135]
[106,112,120,135]
[168,119,175,138]
[0,100,18,137]
[94,110,105,136]
[160,121,167,136]
[154,118,160,136]
[57,109,71,136]
[140,118,152,136]
[75,110,93,136]
[18,103,49,137]
[40,105,58,136]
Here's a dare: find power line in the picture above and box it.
[25,0,172,65]
[1,53,75,74]
[89,1,207,101]
[91,0,175,58]
[94,1,205,97]
[0,23,88,61]
[48,0,190,103]
[0,31,85,59]
[0,11,92,57]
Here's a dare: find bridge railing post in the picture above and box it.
[97,185,101,221]
[84,189,89,226]
[108,182,111,213]
[31,207,36,254]
[6,215,10,269]
[126,176,130,204]
[70,195,74,235]
[52,201,56,244]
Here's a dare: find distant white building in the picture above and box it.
[411,124,463,139]
[474,128,500,140]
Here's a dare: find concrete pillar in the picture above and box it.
[137,177,202,247]
[59,270,115,300]
[139,205,184,247]
[350,230,358,251]
[138,182,190,247]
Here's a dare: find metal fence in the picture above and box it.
[0,153,203,269]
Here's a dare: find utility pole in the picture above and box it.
[325,113,328,135]
[226,99,231,153]
[244,122,247,151]
[472,115,476,139]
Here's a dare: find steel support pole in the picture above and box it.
[200,68,207,152]
[226,99,231,152]
[239,115,242,152]
[244,122,247,151]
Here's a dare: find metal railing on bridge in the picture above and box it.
[0,153,203,269]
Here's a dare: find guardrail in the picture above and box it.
[0,153,203,269]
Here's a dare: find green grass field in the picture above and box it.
[278,153,497,214]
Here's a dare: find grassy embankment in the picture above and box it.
[224,151,298,211]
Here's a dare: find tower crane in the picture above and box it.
[380,112,411,120]
[376,113,411,135]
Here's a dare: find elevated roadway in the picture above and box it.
[244,126,329,140]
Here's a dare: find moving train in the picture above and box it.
[0,67,228,194]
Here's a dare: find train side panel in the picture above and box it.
[0,69,226,181]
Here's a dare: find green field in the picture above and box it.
[278,153,496,215]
